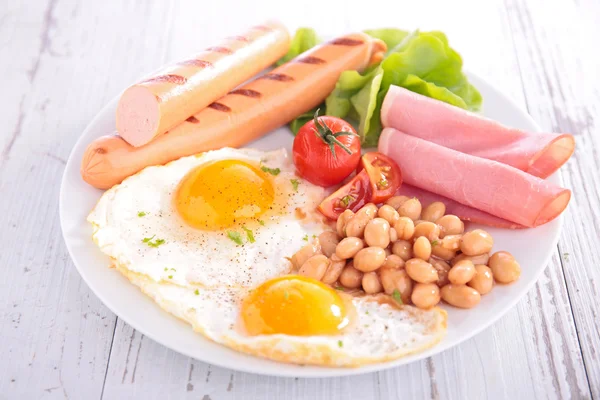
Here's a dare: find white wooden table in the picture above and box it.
[2,0,599,398]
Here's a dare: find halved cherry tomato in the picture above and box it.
[317,170,372,220]
[356,152,402,204]
[293,111,361,187]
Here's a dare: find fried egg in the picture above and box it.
[89,147,446,367]
[117,265,447,367]
[88,148,327,289]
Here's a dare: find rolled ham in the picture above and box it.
[378,128,571,228]
[381,85,575,179]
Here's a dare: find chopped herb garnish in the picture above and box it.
[137,211,147,217]
[340,194,355,208]
[168,275,173,279]
[261,166,281,176]
[194,289,199,295]
[164,267,168,271]
[242,226,255,243]
[290,178,300,192]
[335,286,345,291]
[392,289,403,304]
[337,340,343,348]
[302,234,309,241]
[142,235,165,247]
[563,252,570,261]
[227,231,243,245]
[258,220,265,226]
[312,234,317,238]
[365,311,369,315]
[170,268,176,271]
[431,240,439,246]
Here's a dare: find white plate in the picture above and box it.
[60,71,563,377]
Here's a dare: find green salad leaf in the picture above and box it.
[277,28,320,66]
[286,28,482,145]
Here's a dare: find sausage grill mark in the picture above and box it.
[186,116,200,123]
[227,35,250,42]
[178,59,214,68]
[330,38,364,46]
[229,89,262,98]
[260,73,294,82]
[206,46,233,54]
[208,102,232,112]
[294,56,326,65]
[139,74,187,85]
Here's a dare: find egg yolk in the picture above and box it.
[175,159,274,230]
[241,276,350,336]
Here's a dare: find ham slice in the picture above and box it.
[378,128,571,228]
[381,85,575,179]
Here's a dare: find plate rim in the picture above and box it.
[59,69,564,378]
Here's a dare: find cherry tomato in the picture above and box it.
[317,170,372,220]
[356,152,402,203]
[293,111,361,187]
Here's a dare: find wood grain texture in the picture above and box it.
[1,0,598,398]
[505,0,600,395]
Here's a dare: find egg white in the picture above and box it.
[88,148,327,289]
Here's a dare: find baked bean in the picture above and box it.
[353,247,386,272]
[345,214,369,238]
[460,229,494,256]
[448,260,476,285]
[411,283,441,309]
[398,198,422,221]
[451,252,490,266]
[336,209,354,237]
[291,243,321,269]
[335,237,365,259]
[378,204,400,225]
[413,221,441,242]
[440,234,461,250]
[364,218,391,248]
[318,231,339,258]
[421,202,446,222]
[436,215,464,238]
[392,240,413,261]
[339,264,363,288]
[468,265,494,294]
[389,227,398,242]
[489,251,521,283]
[362,272,383,294]
[431,244,457,261]
[321,254,346,284]
[441,284,481,309]
[393,217,415,241]
[430,257,451,287]
[413,236,432,260]
[358,203,378,219]
[405,258,438,284]
[382,254,405,269]
[298,255,330,281]
[379,268,413,304]
[385,195,410,210]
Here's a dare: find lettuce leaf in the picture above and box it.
[276,28,320,66]
[286,28,482,144]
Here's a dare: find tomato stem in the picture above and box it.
[312,109,357,159]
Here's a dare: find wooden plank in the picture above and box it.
[504,0,600,395]
[0,0,174,397]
